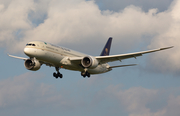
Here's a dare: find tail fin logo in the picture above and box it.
[100,37,112,56]
[105,48,109,56]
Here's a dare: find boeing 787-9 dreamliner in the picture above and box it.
[8,37,173,79]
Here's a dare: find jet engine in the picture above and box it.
[24,58,41,71]
[81,56,99,69]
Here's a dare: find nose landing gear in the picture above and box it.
[53,67,63,79]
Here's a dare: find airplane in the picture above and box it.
[8,37,173,79]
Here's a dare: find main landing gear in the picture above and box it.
[81,68,91,78]
[53,67,63,79]
[53,67,91,78]
[81,71,91,78]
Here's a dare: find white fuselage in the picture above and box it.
[24,41,111,74]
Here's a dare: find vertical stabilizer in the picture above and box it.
[100,37,113,56]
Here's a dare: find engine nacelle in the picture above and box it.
[24,58,41,71]
[81,56,99,69]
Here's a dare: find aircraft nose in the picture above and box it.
[24,47,30,55]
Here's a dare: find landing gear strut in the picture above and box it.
[81,71,90,78]
[53,67,63,79]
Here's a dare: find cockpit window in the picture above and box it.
[26,43,36,46]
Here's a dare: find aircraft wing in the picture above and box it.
[69,46,173,65]
[8,54,28,60]
[8,54,55,66]
[109,64,137,68]
[95,46,173,64]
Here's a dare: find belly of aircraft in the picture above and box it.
[33,48,110,75]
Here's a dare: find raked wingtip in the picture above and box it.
[160,46,174,50]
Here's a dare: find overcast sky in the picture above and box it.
[1,0,180,116]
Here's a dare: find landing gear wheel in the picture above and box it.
[87,72,90,78]
[53,67,63,79]
[53,72,56,77]
[81,71,91,78]
[81,72,86,78]
[53,72,59,79]
[58,72,63,78]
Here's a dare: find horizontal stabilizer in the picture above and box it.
[109,64,137,69]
